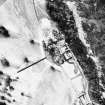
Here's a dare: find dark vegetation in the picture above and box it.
[0,102,6,105]
[24,57,29,63]
[46,0,77,40]
[69,37,88,58]
[76,1,105,104]
[0,26,10,38]
[77,0,105,57]
[1,58,10,67]
[46,38,65,65]
[46,0,98,75]
[88,78,105,105]
[30,39,35,44]
[46,0,105,104]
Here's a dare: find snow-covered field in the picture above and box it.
[0,0,84,105]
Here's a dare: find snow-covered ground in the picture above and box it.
[0,0,85,105]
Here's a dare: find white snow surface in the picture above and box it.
[0,1,84,105]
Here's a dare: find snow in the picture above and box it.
[0,0,85,105]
